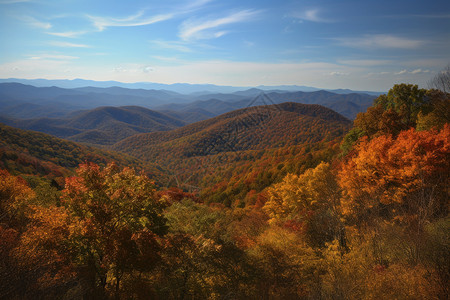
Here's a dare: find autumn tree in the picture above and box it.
[342,84,441,154]
[21,162,168,299]
[0,169,35,229]
[416,89,450,131]
[264,162,345,248]
[339,125,450,228]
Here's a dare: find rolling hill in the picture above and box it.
[0,122,167,184]
[113,102,352,204]
[0,106,187,145]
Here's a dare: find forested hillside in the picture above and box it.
[0,83,448,299]
[114,102,351,205]
[0,123,167,183]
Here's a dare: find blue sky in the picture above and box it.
[0,0,449,91]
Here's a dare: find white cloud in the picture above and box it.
[395,68,430,75]
[86,0,213,32]
[291,9,331,23]
[152,56,180,62]
[179,9,261,41]
[20,16,52,29]
[337,59,392,66]
[28,54,79,60]
[329,71,349,76]
[51,41,91,48]
[184,0,213,10]
[334,34,423,49]
[152,40,192,52]
[46,31,87,38]
[143,66,154,73]
[88,10,174,31]
[411,68,430,74]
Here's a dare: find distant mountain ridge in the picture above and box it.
[155,90,375,120]
[0,78,384,96]
[0,82,376,122]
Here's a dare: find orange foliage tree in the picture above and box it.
[339,125,450,227]
[20,162,168,299]
[0,169,35,228]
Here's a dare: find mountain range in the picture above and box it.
[0,78,384,96]
[0,81,378,146]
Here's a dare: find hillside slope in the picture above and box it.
[115,102,350,157]
[0,106,186,145]
[113,103,352,204]
[0,122,166,183]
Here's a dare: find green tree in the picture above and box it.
[374,84,428,129]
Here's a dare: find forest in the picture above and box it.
[0,82,449,299]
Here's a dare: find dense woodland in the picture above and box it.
[0,82,449,299]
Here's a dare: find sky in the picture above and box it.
[0,0,449,91]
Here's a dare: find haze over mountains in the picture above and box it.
[0,78,384,96]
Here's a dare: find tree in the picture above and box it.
[0,169,35,229]
[416,89,450,131]
[21,162,168,299]
[374,84,428,129]
[343,83,435,154]
[264,162,344,248]
[339,125,450,227]
[429,63,450,93]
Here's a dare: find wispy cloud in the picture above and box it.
[179,9,261,41]
[337,59,392,66]
[152,40,192,52]
[88,10,174,31]
[395,68,430,75]
[29,54,79,60]
[184,0,213,10]
[291,8,331,23]
[333,34,423,49]
[46,31,87,38]
[152,55,181,62]
[329,71,349,76]
[20,16,52,29]
[86,0,213,32]
[51,41,91,48]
